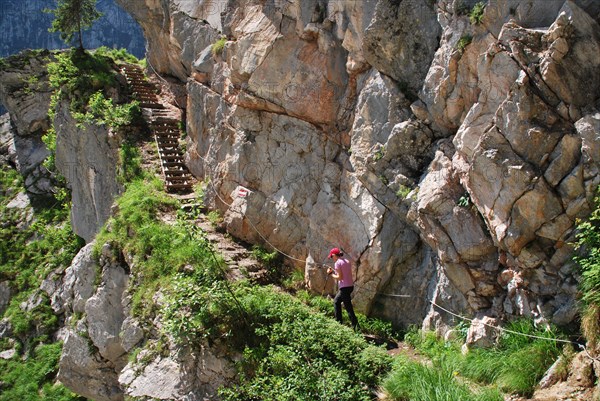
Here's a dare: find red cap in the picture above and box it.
[328,247,341,258]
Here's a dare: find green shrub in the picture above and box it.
[575,189,600,347]
[281,268,306,290]
[0,165,82,297]
[211,37,227,56]
[374,146,385,161]
[356,314,399,339]
[469,2,486,25]
[0,165,83,399]
[207,209,223,226]
[23,74,41,95]
[217,285,392,401]
[396,184,412,199]
[47,49,117,111]
[458,193,471,207]
[93,178,223,318]
[251,244,284,282]
[296,289,332,315]
[117,140,145,184]
[81,91,141,129]
[94,46,140,64]
[47,49,140,130]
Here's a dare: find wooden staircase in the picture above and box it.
[121,64,193,194]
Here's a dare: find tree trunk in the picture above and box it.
[78,19,83,49]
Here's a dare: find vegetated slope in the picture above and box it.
[0,164,85,401]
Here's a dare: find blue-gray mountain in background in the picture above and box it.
[0,0,145,58]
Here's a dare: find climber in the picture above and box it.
[327,247,359,330]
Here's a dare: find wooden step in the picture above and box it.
[166,177,192,183]
[160,151,183,157]
[165,169,192,175]
[161,155,184,162]
[163,161,187,168]
[166,183,193,191]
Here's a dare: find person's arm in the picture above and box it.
[327,264,343,281]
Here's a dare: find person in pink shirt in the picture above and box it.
[326,247,359,330]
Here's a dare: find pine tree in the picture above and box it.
[46,0,103,50]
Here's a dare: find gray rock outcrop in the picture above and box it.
[52,242,235,401]
[0,51,54,196]
[53,101,122,242]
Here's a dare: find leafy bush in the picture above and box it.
[251,245,281,268]
[117,140,145,184]
[211,37,227,56]
[47,49,140,130]
[458,193,471,207]
[575,189,600,347]
[396,184,412,199]
[374,146,385,161]
[47,49,117,112]
[0,165,82,299]
[356,314,399,340]
[469,2,486,25]
[252,244,284,282]
[217,285,392,401]
[207,209,223,226]
[94,178,223,318]
[77,91,141,129]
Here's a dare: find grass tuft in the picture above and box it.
[396,321,566,398]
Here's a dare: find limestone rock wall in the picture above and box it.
[115,0,600,335]
[0,51,55,196]
[53,101,122,243]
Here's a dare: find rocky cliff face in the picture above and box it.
[116,0,600,334]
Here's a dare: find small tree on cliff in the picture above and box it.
[46,0,102,50]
